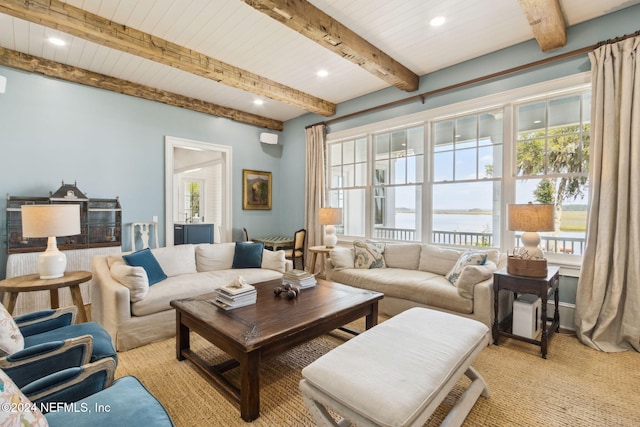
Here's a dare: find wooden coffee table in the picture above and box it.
[170,278,383,421]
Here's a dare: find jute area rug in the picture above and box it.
[116,323,639,427]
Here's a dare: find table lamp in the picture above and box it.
[21,204,81,279]
[508,202,555,259]
[318,207,342,248]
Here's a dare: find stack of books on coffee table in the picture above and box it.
[212,282,257,310]
[283,269,317,289]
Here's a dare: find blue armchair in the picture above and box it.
[1,360,174,426]
[0,306,117,388]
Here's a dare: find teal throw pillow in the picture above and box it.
[123,248,167,285]
[232,242,265,268]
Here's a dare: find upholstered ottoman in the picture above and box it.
[299,307,490,427]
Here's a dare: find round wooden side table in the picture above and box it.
[0,270,92,323]
[308,245,332,278]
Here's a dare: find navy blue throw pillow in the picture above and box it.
[232,242,265,269]
[122,248,167,285]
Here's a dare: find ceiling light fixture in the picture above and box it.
[430,16,446,27]
[317,70,329,77]
[254,99,264,106]
[48,37,66,46]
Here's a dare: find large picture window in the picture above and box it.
[514,92,590,255]
[325,77,590,261]
[432,110,503,247]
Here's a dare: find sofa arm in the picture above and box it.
[91,255,133,342]
[16,307,78,337]
[472,277,511,330]
[22,358,116,406]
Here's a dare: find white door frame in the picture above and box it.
[165,136,232,245]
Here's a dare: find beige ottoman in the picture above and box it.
[299,308,490,427]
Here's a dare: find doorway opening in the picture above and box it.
[165,136,232,245]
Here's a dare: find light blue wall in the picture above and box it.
[2,5,639,279]
[0,67,288,278]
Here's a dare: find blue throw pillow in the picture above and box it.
[122,248,167,285]
[232,242,265,269]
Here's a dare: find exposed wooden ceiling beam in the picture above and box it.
[0,47,284,131]
[244,0,419,92]
[518,0,567,52]
[0,0,335,117]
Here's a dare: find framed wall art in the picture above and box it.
[242,169,272,210]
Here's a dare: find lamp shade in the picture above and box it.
[508,203,554,232]
[22,204,81,238]
[318,208,342,225]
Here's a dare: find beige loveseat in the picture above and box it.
[327,242,510,329]
[91,243,291,351]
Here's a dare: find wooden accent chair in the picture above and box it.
[243,227,250,241]
[285,228,306,270]
[130,222,158,251]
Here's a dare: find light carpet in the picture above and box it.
[115,324,640,426]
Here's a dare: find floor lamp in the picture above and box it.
[21,204,81,279]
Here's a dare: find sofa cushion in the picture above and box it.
[383,243,421,269]
[0,302,24,356]
[232,242,265,268]
[329,268,473,314]
[330,247,355,271]
[196,243,235,272]
[130,269,283,317]
[418,245,463,275]
[151,244,197,277]
[354,241,386,269]
[262,250,287,273]
[457,261,497,299]
[110,262,149,302]
[446,250,488,285]
[123,248,167,285]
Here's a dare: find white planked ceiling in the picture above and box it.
[0,0,638,124]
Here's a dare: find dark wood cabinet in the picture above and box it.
[6,182,121,254]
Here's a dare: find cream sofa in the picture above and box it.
[91,243,291,351]
[327,242,510,329]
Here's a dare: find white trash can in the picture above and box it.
[513,294,542,339]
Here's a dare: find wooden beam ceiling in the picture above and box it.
[244,0,419,92]
[518,0,567,52]
[0,0,336,117]
[0,47,284,131]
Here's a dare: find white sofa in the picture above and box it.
[91,243,291,351]
[327,242,510,329]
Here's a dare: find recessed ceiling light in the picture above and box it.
[534,120,542,124]
[430,16,446,27]
[254,99,264,106]
[48,37,66,46]
[317,70,329,77]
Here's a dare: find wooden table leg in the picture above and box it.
[365,302,379,330]
[309,252,319,274]
[69,285,89,323]
[3,292,18,314]
[176,312,189,361]
[240,351,261,421]
[540,287,548,359]
[50,289,60,309]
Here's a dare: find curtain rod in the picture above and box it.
[306,30,640,130]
